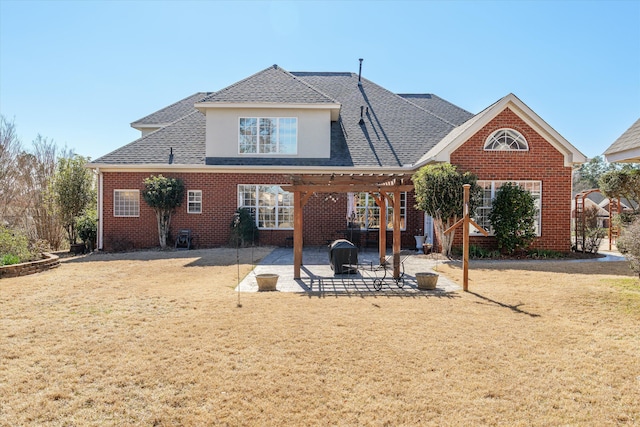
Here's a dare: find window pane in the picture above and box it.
[239,118,257,153]
[278,118,297,154]
[259,118,277,153]
[188,190,202,214]
[114,190,139,217]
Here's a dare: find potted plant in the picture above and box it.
[256,273,279,291]
[415,272,438,290]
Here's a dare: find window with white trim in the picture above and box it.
[238,185,293,229]
[472,181,542,236]
[349,192,406,230]
[187,190,202,214]
[484,128,529,151]
[114,190,140,217]
[239,117,297,154]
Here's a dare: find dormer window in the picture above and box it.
[484,128,528,151]
[239,117,297,154]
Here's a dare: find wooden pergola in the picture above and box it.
[281,173,414,280]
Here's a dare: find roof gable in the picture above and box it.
[416,93,587,167]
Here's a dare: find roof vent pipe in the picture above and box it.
[169,147,174,164]
[359,106,365,125]
[358,58,363,87]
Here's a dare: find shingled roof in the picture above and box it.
[199,65,338,104]
[93,66,476,168]
[604,118,640,163]
[130,92,210,129]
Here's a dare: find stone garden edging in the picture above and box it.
[0,253,60,279]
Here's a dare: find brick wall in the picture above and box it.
[449,107,573,252]
[101,172,421,251]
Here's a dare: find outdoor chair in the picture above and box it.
[175,229,193,250]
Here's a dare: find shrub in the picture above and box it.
[77,210,98,251]
[230,208,258,247]
[581,205,606,254]
[617,219,640,278]
[488,183,537,254]
[0,226,36,264]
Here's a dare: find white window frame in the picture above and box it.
[348,192,407,231]
[472,180,542,236]
[484,128,529,151]
[187,190,202,214]
[113,190,140,217]
[237,185,293,230]
[238,117,298,155]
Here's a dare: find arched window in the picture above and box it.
[484,128,528,151]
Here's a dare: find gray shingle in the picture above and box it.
[131,92,210,127]
[95,111,205,165]
[200,65,338,104]
[604,118,640,156]
[398,93,474,126]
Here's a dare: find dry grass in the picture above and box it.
[1,248,639,426]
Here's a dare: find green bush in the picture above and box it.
[77,210,98,251]
[230,208,259,247]
[488,183,537,254]
[1,254,21,266]
[617,219,640,278]
[0,226,36,265]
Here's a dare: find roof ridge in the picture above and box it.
[281,67,341,104]
[201,65,339,104]
[131,92,209,125]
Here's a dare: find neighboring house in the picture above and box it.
[604,118,640,163]
[88,64,586,252]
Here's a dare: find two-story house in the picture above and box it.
[89,64,586,256]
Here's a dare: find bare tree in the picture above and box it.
[0,115,24,226]
[28,135,67,249]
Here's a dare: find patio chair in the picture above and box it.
[175,229,193,250]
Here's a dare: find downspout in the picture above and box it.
[97,168,103,250]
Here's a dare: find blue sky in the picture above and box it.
[1,0,638,161]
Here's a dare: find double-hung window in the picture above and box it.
[350,192,406,230]
[473,181,542,235]
[239,117,297,154]
[187,190,202,214]
[238,185,293,229]
[114,190,140,217]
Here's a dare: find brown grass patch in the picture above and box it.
[1,249,639,426]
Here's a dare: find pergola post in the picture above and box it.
[392,189,401,280]
[373,192,387,265]
[293,191,303,279]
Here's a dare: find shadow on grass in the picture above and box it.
[60,247,273,268]
[467,291,541,317]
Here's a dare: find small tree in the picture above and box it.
[582,205,606,253]
[230,208,259,247]
[142,175,184,249]
[413,164,480,256]
[616,218,640,279]
[488,182,537,254]
[53,155,94,245]
[599,168,640,216]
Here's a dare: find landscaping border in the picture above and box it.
[0,253,60,279]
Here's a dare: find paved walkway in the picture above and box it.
[237,247,459,294]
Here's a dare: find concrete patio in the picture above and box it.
[237,246,460,294]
